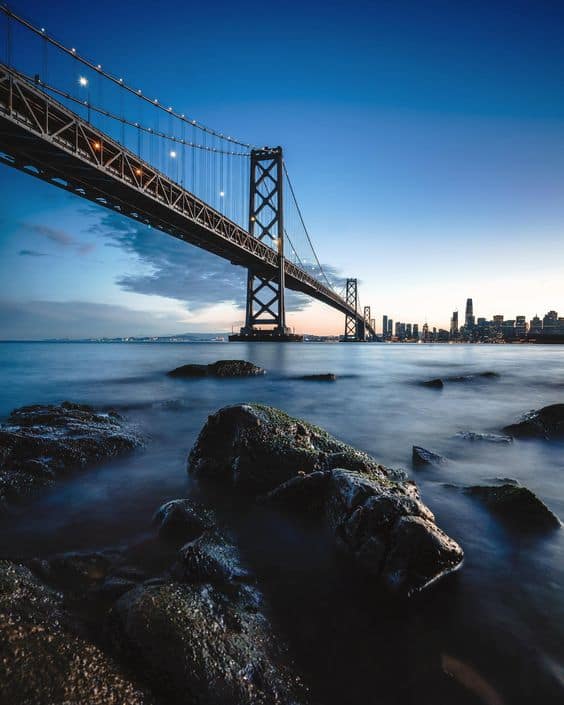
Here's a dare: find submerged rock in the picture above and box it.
[0,560,153,705]
[412,446,447,467]
[153,498,214,544]
[0,402,141,506]
[421,378,444,389]
[455,431,513,444]
[464,484,561,531]
[503,404,564,440]
[168,360,265,378]
[189,404,463,596]
[298,373,337,382]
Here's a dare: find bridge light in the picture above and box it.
[97,64,102,70]
[71,48,76,53]
[219,191,225,197]
[92,141,101,151]
[135,168,142,176]
[169,150,177,158]
[78,76,88,87]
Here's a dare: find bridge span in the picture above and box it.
[0,7,376,341]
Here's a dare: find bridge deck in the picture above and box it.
[0,64,375,336]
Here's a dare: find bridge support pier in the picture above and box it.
[230,146,302,342]
[342,278,363,341]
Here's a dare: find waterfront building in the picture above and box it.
[465,298,475,328]
[382,315,388,340]
[450,311,458,337]
[529,315,542,335]
[413,323,419,339]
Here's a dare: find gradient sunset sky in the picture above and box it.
[1,0,563,338]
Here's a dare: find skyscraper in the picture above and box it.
[382,315,388,340]
[450,310,459,337]
[465,298,475,328]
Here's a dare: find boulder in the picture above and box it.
[503,404,564,439]
[0,402,142,506]
[153,498,214,544]
[412,446,447,467]
[189,404,463,596]
[113,554,309,705]
[0,560,154,705]
[168,360,265,378]
[464,484,561,531]
[455,432,513,444]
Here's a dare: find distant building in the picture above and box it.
[543,310,558,333]
[450,310,459,337]
[382,315,388,340]
[515,315,527,337]
[406,323,412,339]
[529,315,542,335]
[422,322,429,342]
[388,319,393,337]
[413,324,419,339]
[465,298,475,328]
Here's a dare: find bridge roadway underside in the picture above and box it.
[0,114,365,324]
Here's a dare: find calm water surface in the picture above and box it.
[0,342,563,705]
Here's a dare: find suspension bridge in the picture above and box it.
[0,5,377,342]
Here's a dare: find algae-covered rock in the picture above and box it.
[503,404,564,440]
[168,360,265,378]
[189,404,463,596]
[464,484,561,531]
[0,402,141,506]
[0,560,154,705]
[113,579,309,705]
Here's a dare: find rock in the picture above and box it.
[412,446,447,467]
[455,431,513,444]
[421,378,444,389]
[173,529,252,585]
[503,404,564,440]
[168,360,265,378]
[153,498,214,544]
[189,403,391,493]
[167,363,209,377]
[464,484,561,531]
[113,578,309,705]
[298,374,337,381]
[0,402,142,506]
[189,404,463,596]
[0,560,154,705]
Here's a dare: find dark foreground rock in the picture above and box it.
[503,404,564,440]
[0,402,142,507]
[0,560,154,705]
[455,431,513,444]
[412,445,447,467]
[189,404,463,596]
[153,498,215,544]
[168,360,265,378]
[113,499,310,705]
[464,484,561,531]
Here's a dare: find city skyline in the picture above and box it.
[1,0,564,338]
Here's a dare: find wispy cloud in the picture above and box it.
[88,211,344,314]
[18,222,96,256]
[18,249,47,257]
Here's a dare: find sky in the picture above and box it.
[1,0,563,339]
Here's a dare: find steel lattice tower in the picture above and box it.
[344,278,359,341]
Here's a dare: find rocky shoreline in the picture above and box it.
[0,362,562,705]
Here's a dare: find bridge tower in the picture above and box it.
[364,306,371,341]
[343,278,361,341]
[230,146,302,342]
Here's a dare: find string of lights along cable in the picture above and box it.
[0,3,376,339]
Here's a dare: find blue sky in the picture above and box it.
[1,0,563,338]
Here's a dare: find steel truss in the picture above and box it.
[242,147,288,334]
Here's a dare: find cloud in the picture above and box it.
[0,299,188,340]
[18,249,47,257]
[19,222,95,256]
[89,211,343,314]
